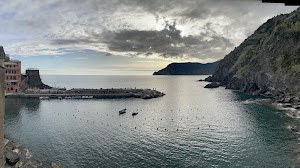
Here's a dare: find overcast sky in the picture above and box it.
[0,0,297,75]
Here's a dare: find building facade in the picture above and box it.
[4,60,21,93]
[0,46,21,93]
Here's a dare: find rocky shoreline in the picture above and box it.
[202,75,300,111]
[4,137,62,168]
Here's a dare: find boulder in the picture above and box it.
[204,76,213,82]
[277,97,285,103]
[292,97,300,103]
[283,104,292,108]
[291,125,299,132]
[133,93,142,98]
[284,97,293,103]
[262,91,274,97]
[15,161,24,168]
[5,149,20,165]
[204,82,220,88]
[141,94,151,99]
[51,162,63,168]
[5,140,14,151]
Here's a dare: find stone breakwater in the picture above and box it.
[4,137,62,168]
[6,88,166,100]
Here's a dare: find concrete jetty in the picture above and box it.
[5,88,165,99]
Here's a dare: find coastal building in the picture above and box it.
[0,46,22,93]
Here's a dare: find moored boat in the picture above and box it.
[39,96,50,100]
[82,96,93,99]
[119,108,127,114]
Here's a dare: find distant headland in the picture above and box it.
[153,62,219,75]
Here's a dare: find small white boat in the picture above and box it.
[82,96,93,99]
[39,96,50,100]
[119,108,127,114]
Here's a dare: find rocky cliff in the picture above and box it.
[207,8,300,100]
[20,69,52,91]
[153,62,218,75]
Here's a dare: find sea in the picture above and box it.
[4,75,300,167]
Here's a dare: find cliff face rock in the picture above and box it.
[153,62,218,75]
[209,8,300,98]
[20,69,52,91]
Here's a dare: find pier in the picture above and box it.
[5,88,165,99]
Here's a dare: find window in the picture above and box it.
[10,88,13,91]
[13,76,16,80]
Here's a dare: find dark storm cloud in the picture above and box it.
[50,21,234,59]
[102,24,234,59]
[2,0,297,60]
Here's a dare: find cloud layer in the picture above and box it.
[0,0,297,62]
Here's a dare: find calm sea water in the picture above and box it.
[4,75,299,167]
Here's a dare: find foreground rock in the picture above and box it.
[4,138,62,168]
[5,149,19,165]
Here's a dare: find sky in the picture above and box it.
[0,0,297,75]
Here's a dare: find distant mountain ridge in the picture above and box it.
[153,62,219,75]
